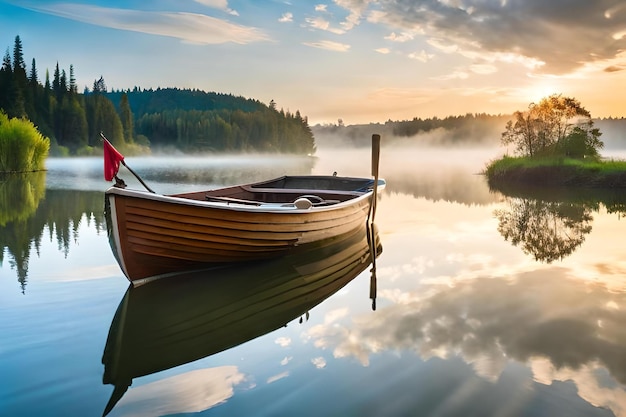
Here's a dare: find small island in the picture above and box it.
[485,94,626,188]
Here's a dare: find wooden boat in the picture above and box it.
[104,135,384,285]
[101,223,381,415]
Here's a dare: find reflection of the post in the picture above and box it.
[368,222,378,311]
[495,196,593,262]
[101,222,382,416]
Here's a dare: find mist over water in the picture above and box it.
[4,133,626,417]
[314,140,505,206]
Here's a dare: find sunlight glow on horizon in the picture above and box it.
[2,0,626,124]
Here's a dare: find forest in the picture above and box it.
[0,36,315,156]
[312,113,626,150]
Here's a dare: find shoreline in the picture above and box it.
[485,157,626,188]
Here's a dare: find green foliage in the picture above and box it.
[135,107,315,154]
[58,95,88,151]
[556,126,603,160]
[501,94,603,159]
[49,143,70,157]
[0,36,316,156]
[485,154,626,188]
[85,93,124,147]
[0,111,50,172]
[119,93,134,142]
[106,88,267,115]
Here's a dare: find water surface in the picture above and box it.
[2,146,626,417]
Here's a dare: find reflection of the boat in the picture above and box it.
[101,223,381,415]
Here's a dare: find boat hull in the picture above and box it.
[105,179,377,284]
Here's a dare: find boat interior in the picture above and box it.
[170,176,377,207]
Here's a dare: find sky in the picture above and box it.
[1,0,626,125]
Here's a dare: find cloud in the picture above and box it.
[375,47,391,54]
[469,63,498,75]
[385,31,415,42]
[604,65,626,73]
[408,50,434,62]
[20,3,270,45]
[303,40,351,52]
[370,0,626,75]
[279,12,293,23]
[308,0,367,33]
[433,69,470,80]
[305,16,346,34]
[193,0,238,16]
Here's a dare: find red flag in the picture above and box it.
[103,138,124,181]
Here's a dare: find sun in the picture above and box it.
[526,81,561,104]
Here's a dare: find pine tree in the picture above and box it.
[119,93,134,143]
[10,35,27,117]
[0,49,12,113]
[12,35,25,72]
[69,64,77,94]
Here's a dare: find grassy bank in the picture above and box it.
[485,156,626,188]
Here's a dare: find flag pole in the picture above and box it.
[100,132,155,193]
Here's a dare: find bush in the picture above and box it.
[0,111,50,172]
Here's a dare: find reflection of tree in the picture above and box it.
[495,198,593,262]
[0,172,46,226]
[0,183,106,293]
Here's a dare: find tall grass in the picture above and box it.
[0,112,50,172]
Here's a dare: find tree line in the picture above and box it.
[0,36,315,155]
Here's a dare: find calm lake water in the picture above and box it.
[2,145,626,417]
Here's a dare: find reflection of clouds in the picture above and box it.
[306,268,626,415]
[324,308,349,324]
[280,356,292,366]
[43,264,121,282]
[379,255,435,282]
[530,358,626,416]
[109,366,245,417]
[311,357,327,369]
[267,371,289,384]
[307,308,350,350]
[275,337,291,348]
